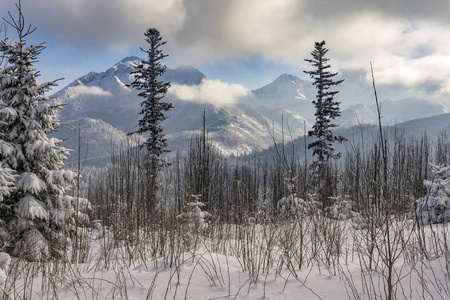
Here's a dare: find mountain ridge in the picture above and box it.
[50,57,449,165]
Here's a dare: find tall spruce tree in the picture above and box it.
[0,1,89,260]
[129,28,172,212]
[304,41,345,164]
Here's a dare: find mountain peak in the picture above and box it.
[175,64,195,70]
[164,65,206,85]
[255,73,309,92]
[119,56,141,63]
[53,57,207,98]
[275,73,299,82]
[252,73,314,104]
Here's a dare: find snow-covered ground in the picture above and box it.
[1,217,449,300]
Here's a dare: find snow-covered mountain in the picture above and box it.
[337,97,446,127]
[252,73,315,106]
[52,57,309,164]
[53,57,207,132]
[249,73,446,128]
[51,57,449,165]
[338,104,377,127]
[248,74,316,122]
[55,117,133,166]
[394,112,450,134]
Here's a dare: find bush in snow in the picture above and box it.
[253,196,273,223]
[415,164,450,225]
[277,194,320,218]
[277,195,301,217]
[325,195,367,229]
[0,4,90,260]
[177,195,211,229]
[91,220,106,240]
[325,196,354,220]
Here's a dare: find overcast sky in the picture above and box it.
[1,0,449,107]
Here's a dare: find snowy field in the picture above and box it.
[1,217,449,300]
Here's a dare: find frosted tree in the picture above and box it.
[304,41,345,164]
[177,194,211,229]
[129,28,172,213]
[0,1,89,260]
[416,164,450,225]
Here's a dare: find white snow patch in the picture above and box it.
[17,195,49,220]
[17,172,47,194]
[0,252,10,273]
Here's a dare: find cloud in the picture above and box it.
[71,86,111,96]
[169,79,250,105]
[9,0,186,52]
[179,0,450,95]
[168,0,450,59]
[3,0,450,97]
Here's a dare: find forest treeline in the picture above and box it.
[88,122,450,228]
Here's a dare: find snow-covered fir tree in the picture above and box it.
[129,28,172,213]
[304,41,345,164]
[177,194,211,229]
[0,2,89,260]
[129,28,172,162]
[416,164,450,225]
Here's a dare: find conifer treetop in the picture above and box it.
[129,28,173,166]
[304,40,346,164]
